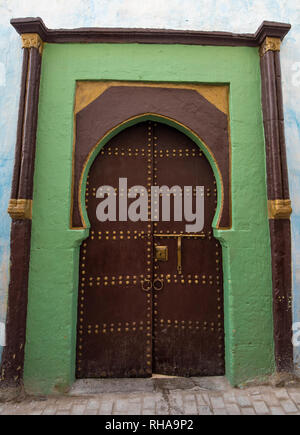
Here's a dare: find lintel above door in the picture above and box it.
[10,17,290,46]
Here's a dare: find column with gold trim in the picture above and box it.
[260,36,293,373]
[0,33,43,399]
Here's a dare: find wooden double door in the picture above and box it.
[76,121,224,378]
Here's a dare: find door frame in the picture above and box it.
[0,18,292,397]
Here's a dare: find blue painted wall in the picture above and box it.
[0,0,299,368]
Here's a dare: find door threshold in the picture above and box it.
[69,376,229,396]
[151,373,180,379]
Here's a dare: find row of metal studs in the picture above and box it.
[89,189,213,197]
[88,230,209,240]
[79,275,220,286]
[98,146,204,157]
[80,324,223,335]
[83,320,223,328]
[145,122,153,372]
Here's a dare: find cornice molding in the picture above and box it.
[10,17,291,46]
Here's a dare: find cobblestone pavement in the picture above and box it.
[1,376,300,415]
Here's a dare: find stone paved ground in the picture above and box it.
[1,376,300,415]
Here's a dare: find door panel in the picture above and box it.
[152,123,224,376]
[76,121,224,378]
[76,123,153,378]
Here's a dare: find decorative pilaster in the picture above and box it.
[0,33,43,399]
[260,36,294,372]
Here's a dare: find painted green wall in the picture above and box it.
[24,42,274,394]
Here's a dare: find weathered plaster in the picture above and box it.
[0,0,299,369]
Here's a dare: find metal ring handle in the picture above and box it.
[153,278,164,292]
[141,279,152,292]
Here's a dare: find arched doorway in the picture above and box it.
[76,121,224,378]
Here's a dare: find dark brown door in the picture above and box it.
[76,121,224,378]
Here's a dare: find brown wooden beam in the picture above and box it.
[260,36,293,372]
[10,17,291,46]
[0,36,42,400]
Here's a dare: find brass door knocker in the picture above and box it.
[141,279,152,292]
[153,278,164,292]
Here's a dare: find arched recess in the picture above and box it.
[71,85,231,230]
[77,113,225,235]
[76,117,226,378]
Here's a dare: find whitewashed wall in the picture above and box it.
[0,0,299,368]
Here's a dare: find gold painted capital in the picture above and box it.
[260,37,281,57]
[268,199,292,219]
[8,199,33,220]
[21,33,44,55]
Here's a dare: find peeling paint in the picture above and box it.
[0,322,5,347]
